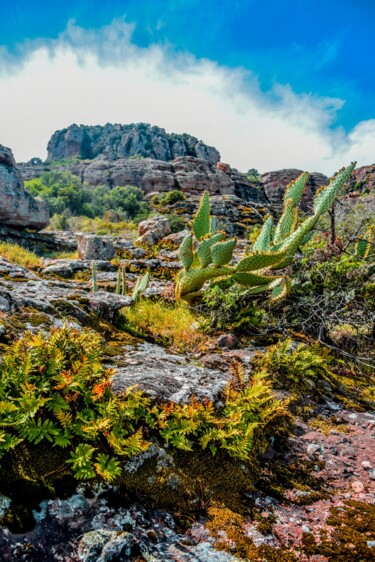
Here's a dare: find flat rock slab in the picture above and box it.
[112,342,231,404]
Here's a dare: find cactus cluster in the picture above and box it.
[176,163,356,304]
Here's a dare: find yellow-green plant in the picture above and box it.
[0,327,287,481]
[0,242,41,269]
[176,163,356,303]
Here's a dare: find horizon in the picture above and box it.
[1,0,374,174]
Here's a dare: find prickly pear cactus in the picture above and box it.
[176,163,356,304]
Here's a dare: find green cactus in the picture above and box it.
[354,223,375,260]
[132,271,150,302]
[176,163,356,304]
[115,268,122,295]
[91,261,98,293]
[115,267,128,295]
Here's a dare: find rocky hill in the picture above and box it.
[47,123,221,163]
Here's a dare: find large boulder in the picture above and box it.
[260,168,329,210]
[0,145,49,230]
[77,234,116,260]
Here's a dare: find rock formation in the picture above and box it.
[0,145,49,231]
[260,168,329,210]
[346,164,375,194]
[18,156,266,204]
[47,123,220,164]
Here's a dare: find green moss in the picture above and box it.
[302,501,375,560]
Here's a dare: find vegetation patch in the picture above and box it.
[0,242,41,269]
[120,299,209,350]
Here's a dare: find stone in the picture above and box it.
[161,229,190,246]
[361,460,372,470]
[111,342,232,404]
[0,144,49,230]
[137,216,171,246]
[77,234,116,260]
[260,168,329,210]
[351,480,364,493]
[217,333,238,349]
[77,529,117,562]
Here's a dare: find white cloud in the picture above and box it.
[0,20,373,174]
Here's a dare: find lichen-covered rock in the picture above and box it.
[77,234,116,260]
[0,145,49,230]
[112,342,231,404]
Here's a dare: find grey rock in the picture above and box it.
[46,123,220,163]
[77,234,116,260]
[112,342,231,404]
[137,216,172,246]
[0,144,49,230]
[77,529,117,562]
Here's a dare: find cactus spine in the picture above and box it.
[176,163,356,304]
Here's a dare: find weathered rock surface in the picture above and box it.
[77,234,116,260]
[46,123,220,163]
[18,155,267,204]
[347,164,375,193]
[260,168,329,209]
[0,145,49,230]
[157,193,267,236]
[112,342,231,404]
[137,215,172,246]
[0,484,243,561]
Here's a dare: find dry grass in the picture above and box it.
[0,242,41,269]
[121,299,209,351]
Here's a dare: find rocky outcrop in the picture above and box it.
[0,145,49,230]
[137,216,172,246]
[347,164,375,194]
[19,156,266,204]
[47,123,220,163]
[260,168,329,210]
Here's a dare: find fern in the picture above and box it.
[94,454,122,481]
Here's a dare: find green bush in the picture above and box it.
[25,171,149,222]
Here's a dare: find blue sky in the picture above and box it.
[0,0,374,172]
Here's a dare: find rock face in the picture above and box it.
[47,123,220,164]
[19,156,266,204]
[0,145,49,230]
[260,169,329,210]
[347,164,375,193]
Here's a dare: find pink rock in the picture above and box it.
[351,481,365,493]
